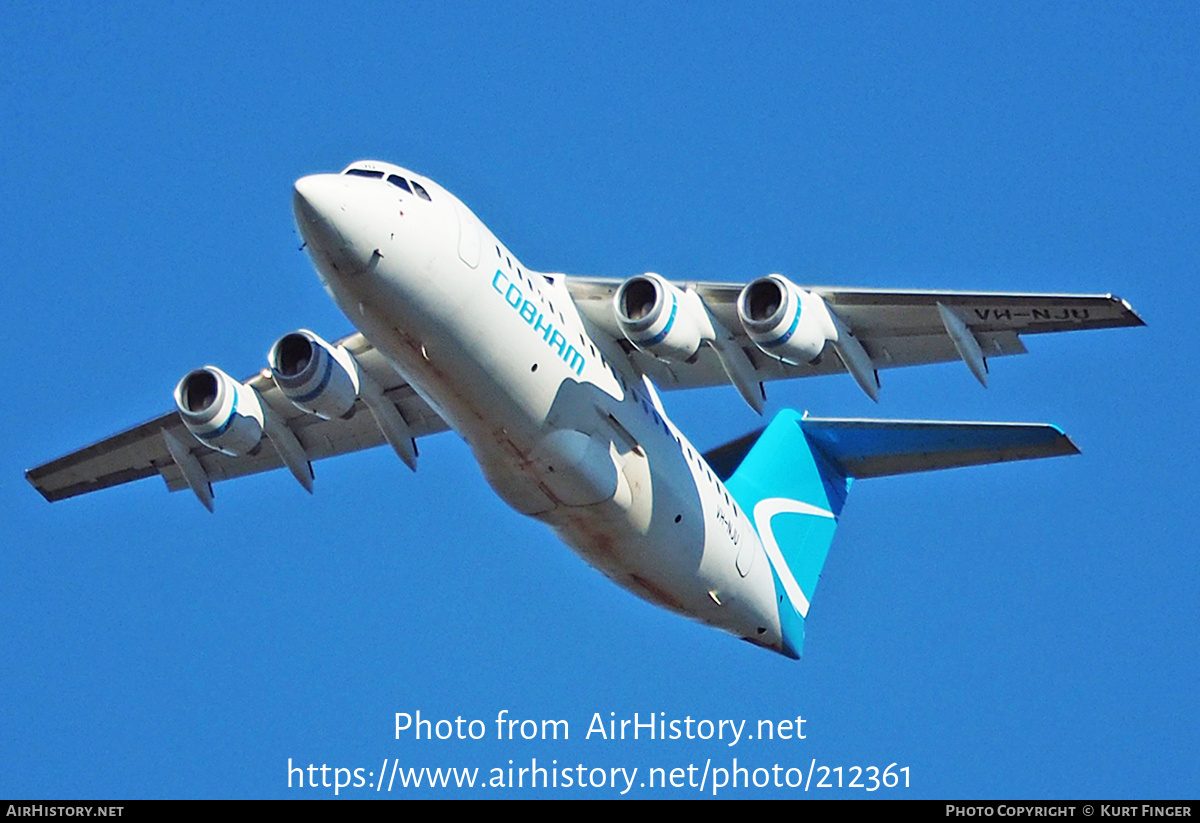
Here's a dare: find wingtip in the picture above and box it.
[1061,433,1082,457]
[1046,424,1082,457]
[1111,295,1147,327]
[25,469,56,503]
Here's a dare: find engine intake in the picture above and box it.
[174,366,265,456]
[737,274,834,364]
[268,330,360,419]
[613,273,707,362]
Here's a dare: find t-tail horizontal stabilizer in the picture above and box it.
[798,415,1079,477]
[708,410,1078,659]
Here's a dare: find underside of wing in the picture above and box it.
[26,333,448,507]
[566,275,1143,403]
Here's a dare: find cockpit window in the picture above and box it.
[345,168,384,179]
[387,174,412,192]
[410,180,432,201]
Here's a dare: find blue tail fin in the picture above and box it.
[712,410,847,658]
[708,410,1078,658]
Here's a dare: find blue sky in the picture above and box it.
[2,2,1196,798]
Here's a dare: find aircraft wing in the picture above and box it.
[26,333,448,508]
[566,276,1144,402]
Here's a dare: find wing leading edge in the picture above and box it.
[26,333,448,507]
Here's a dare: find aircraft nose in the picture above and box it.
[294,173,380,280]
[293,174,347,248]
[293,172,391,283]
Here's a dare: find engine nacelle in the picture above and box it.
[737,274,834,364]
[174,366,265,456]
[613,273,707,362]
[268,330,361,420]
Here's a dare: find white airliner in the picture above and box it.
[26,160,1143,659]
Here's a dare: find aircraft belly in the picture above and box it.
[541,432,783,649]
[329,255,625,515]
[323,206,783,649]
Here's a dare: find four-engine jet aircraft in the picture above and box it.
[26,160,1144,658]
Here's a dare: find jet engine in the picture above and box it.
[267,330,359,419]
[737,274,835,364]
[174,366,265,456]
[613,273,708,362]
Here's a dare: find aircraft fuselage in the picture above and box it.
[292,162,788,656]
